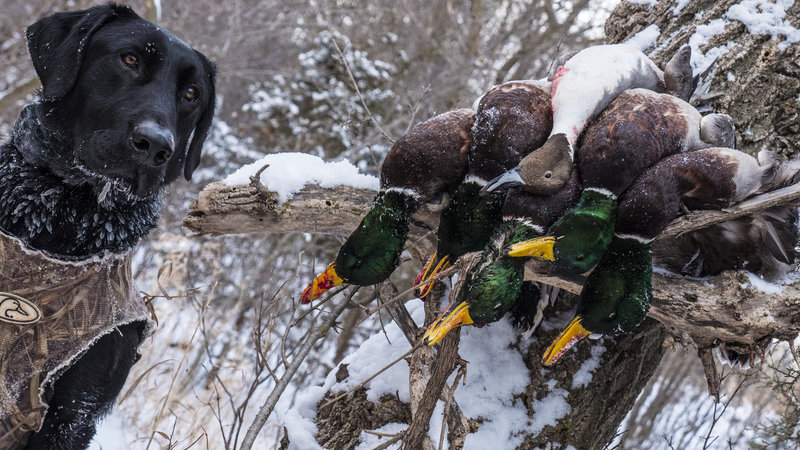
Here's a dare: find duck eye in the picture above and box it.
[121,53,138,69]
[544,171,553,179]
[184,86,199,102]
[608,312,617,320]
[575,254,585,261]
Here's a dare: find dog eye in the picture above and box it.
[121,53,139,69]
[184,87,199,102]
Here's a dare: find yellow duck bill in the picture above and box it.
[541,315,592,366]
[300,263,344,304]
[423,301,474,346]
[507,235,557,260]
[414,252,451,299]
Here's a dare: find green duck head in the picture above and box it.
[301,190,419,303]
[542,236,653,365]
[415,180,504,298]
[423,220,541,344]
[507,188,617,274]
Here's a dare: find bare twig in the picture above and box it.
[438,360,467,450]
[239,290,352,449]
[145,283,217,450]
[659,182,800,239]
[373,432,406,450]
[329,36,395,144]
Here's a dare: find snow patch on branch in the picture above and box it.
[625,24,661,51]
[530,379,571,436]
[627,0,658,6]
[688,18,735,73]
[727,0,800,51]
[223,152,379,203]
[571,342,607,389]
[742,271,784,294]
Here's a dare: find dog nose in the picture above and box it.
[131,122,175,166]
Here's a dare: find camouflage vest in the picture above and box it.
[0,231,151,447]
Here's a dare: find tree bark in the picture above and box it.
[183,1,800,447]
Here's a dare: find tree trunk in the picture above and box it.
[183,1,800,447]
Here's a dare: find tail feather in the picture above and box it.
[757,150,800,192]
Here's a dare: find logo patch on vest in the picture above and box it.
[0,292,42,324]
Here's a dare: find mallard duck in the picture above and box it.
[542,147,800,365]
[423,172,581,345]
[482,44,698,195]
[505,89,734,274]
[300,109,475,303]
[414,80,552,298]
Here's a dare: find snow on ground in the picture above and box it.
[223,152,379,203]
[281,301,538,449]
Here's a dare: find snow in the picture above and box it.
[672,0,691,16]
[742,271,784,294]
[223,152,379,203]
[529,379,571,436]
[279,300,540,449]
[355,423,405,449]
[456,318,532,448]
[727,0,800,51]
[571,341,607,389]
[687,18,735,73]
[627,0,657,6]
[625,24,661,51]
[685,0,800,75]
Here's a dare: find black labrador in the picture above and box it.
[0,4,215,448]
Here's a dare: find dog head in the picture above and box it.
[25,3,216,199]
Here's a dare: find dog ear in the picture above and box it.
[184,54,217,181]
[26,4,139,101]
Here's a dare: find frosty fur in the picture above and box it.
[0,104,162,259]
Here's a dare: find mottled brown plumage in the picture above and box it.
[576,89,716,196]
[380,108,475,200]
[469,81,552,180]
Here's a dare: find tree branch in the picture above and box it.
[184,180,800,357]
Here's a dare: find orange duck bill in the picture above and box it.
[300,263,344,304]
[413,252,451,299]
[541,315,592,366]
[423,301,474,346]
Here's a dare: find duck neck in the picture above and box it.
[580,235,653,335]
[504,218,546,246]
[436,180,504,258]
[459,219,540,325]
[334,189,419,283]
